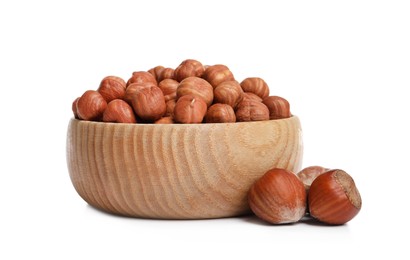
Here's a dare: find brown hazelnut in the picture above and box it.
[76,90,107,121]
[126,71,157,87]
[262,96,291,120]
[158,79,179,102]
[157,67,175,82]
[123,82,156,105]
[103,99,137,123]
[248,168,307,224]
[72,97,80,119]
[131,85,166,121]
[205,104,236,123]
[165,99,176,117]
[297,166,329,192]
[213,80,244,108]
[148,65,165,83]
[177,77,214,107]
[240,77,269,99]
[154,116,174,124]
[174,59,205,82]
[97,76,126,103]
[235,100,269,122]
[202,64,235,88]
[243,92,263,102]
[308,169,362,225]
[173,95,207,124]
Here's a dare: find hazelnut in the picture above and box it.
[262,96,291,120]
[131,85,166,121]
[213,80,244,109]
[76,90,107,121]
[202,64,235,88]
[297,166,329,192]
[126,71,157,87]
[177,77,214,107]
[243,92,263,102]
[157,67,175,82]
[205,104,236,123]
[158,79,179,102]
[154,116,174,124]
[148,65,165,83]
[174,59,205,82]
[123,82,156,104]
[103,99,137,123]
[308,169,362,225]
[248,168,307,224]
[235,100,269,122]
[72,97,80,119]
[240,77,269,99]
[97,76,126,103]
[165,99,176,117]
[173,95,207,124]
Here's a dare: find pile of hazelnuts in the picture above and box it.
[72,59,291,124]
[248,166,362,225]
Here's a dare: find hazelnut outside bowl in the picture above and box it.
[66,116,303,219]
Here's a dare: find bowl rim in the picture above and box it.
[69,115,298,127]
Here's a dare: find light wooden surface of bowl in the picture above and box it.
[66,117,303,219]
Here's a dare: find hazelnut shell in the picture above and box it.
[308,169,362,225]
[248,168,307,224]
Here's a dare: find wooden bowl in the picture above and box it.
[66,117,303,219]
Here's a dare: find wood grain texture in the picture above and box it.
[66,117,303,219]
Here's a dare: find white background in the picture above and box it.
[1,0,409,259]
